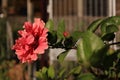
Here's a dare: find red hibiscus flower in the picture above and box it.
[12,18,48,63]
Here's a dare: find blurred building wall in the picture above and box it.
[48,0,119,32]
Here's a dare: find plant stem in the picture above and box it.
[109,42,120,45]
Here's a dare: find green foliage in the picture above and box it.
[57,50,70,63]
[36,66,55,80]
[77,73,98,80]
[106,24,118,33]
[47,31,57,45]
[36,67,48,80]
[68,66,82,75]
[48,66,55,79]
[71,31,81,42]
[45,19,54,32]
[37,16,120,80]
[46,19,75,49]
[47,16,120,80]
[76,31,104,67]
[102,33,115,41]
[87,19,103,32]
[100,16,120,34]
[57,20,66,42]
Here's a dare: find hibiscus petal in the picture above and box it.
[34,37,48,54]
[25,45,29,51]
[26,34,34,44]
[34,18,45,28]
[32,24,39,34]
[16,49,26,56]
[35,43,48,54]
[41,28,48,37]
[33,18,45,33]
[21,58,26,63]
[18,30,27,37]
[24,22,32,32]
[30,54,38,60]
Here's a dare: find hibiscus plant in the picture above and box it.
[12,16,120,80]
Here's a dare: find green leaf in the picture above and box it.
[36,67,48,80]
[57,50,70,63]
[102,33,115,41]
[87,19,103,32]
[77,38,89,66]
[57,20,65,33]
[69,66,82,75]
[106,24,119,33]
[78,73,97,80]
[48,66,55,79]
[35,71,43,79]
[71,31,81,42]
[104,54,117,70]
[76,31,104,67]
[47,31,57,45]
[64,37,74,49]
[117,53,120,59]
[42,67,48,74]
[45,19,54,32]
[90,45,110,67]
[57,20,65,42]
[58,68,66,78]
[101,16,120,34]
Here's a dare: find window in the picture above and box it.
[53,0,78,16]
[83,0,108,16]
